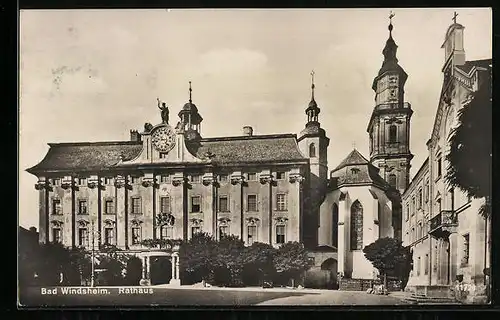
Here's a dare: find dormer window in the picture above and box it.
[350,168,360,175]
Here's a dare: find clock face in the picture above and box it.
[151,126,176,153]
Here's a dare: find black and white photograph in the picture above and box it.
[18,8,492,307]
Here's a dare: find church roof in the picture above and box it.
[27,134,307,174]
[332,149,370,171]
[330,149,393,190]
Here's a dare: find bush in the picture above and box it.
[125,256,143,285]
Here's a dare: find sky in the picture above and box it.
[19,8,492,229]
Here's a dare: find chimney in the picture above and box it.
[243,126,253,136]
[130,130,141,142]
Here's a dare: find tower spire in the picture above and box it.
[389,11,395,37]
[189,81,192,103]
[311,70,315,101]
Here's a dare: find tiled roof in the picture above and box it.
[332,149,370,171]
[27,141,143,173]
[188,134,307,165]
[27,134,307,174]
[456,59,492,75]
[330,149,392,190]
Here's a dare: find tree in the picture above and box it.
[273,242,313,287]
[212,235,246,286]
[124,256,143,285]
[179,232,219,284]
[363,237,411,291]
[445,71,492,218]
[242,242,277,286]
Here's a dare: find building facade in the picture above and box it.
[402,20,492,302]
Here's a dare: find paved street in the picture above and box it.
[19,286,408,307]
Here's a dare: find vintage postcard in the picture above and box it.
[18,8,492,307]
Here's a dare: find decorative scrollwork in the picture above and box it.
[274,217,288,224]
[231,175,244,185]
[77,219,89,227]
[259,175,273,185]
[50,220,64,227]
[131,219,143,227]
[289,174,305,184]
[87,182,97,189]
[218,217,231,226]
[103,219,116,227]
[172,177,186,187]
[190,218,203,226]
[61,182,71,190]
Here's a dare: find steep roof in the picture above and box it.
[27,134,307,174]
[330,149,393,191]
[332,149,370,171]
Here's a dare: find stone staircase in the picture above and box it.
[393,292,460,305]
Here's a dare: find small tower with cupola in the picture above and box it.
[178,81,203,141]
[298,71,330,248]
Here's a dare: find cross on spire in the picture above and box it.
[388,11,395,34]
[310,70,315,100]
[452,11,458,24]
[189,81,192,103]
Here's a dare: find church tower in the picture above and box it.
[298,71,330,248]
[367,14,413,196]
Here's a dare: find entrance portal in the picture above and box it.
[150,256,172,285]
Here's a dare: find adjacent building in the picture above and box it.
[402,20,492,302]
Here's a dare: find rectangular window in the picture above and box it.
[219,174,229,183]
[130,177,139,184]
[104,177,113,185]
[276,193,287,211]
[160,196,171,214]
[78,200,88,215]
[191,226,201,236]
[161,226,173,239]
[52,228,62,243]
[159,152,168,159]
[412,198,416,215]
[191,196,201,213]
[437,198,442,213]
[131,197,142,214]
[160,174,170,183]
[406,203,410,220]
[52,199,62,215]
[78,228,88,247]
[78,178,87,185]
[424,254,429,275]
[105,200,114,215]
[219,226,229,239]
[437,158,442,177]
[247,226,257,245]
[276,171,286,180]
[417,257,421,276]
[276,225,286,244]
[52,178,61,186]
[463,234,470,265]
[218,195,229,212]
[104,228,114,245]
[247,194,257,212]
[247,173,257,181]
[191,174,201,183]
[418,222,423,239]
[131,227,141,245]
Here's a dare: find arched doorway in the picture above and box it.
[321,258,338,289]
[150,256,172,285]
[332,203,339,248]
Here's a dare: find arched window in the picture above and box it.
[389,125,397,143]
[350,200,363,250]
[388,174,397,189]
[309,143,316,158]
[332,203,339,248]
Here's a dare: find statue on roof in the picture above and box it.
[157,98,169,124]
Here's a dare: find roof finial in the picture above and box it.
[352,141,356,149]
[452,11,458,24]
[189,81,192,104]
[388,11,395,35]
[310,70,315,100]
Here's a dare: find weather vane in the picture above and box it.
[452,11,458,24]
[389,11,395,22]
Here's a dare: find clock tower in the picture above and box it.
[367,14,413,196]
